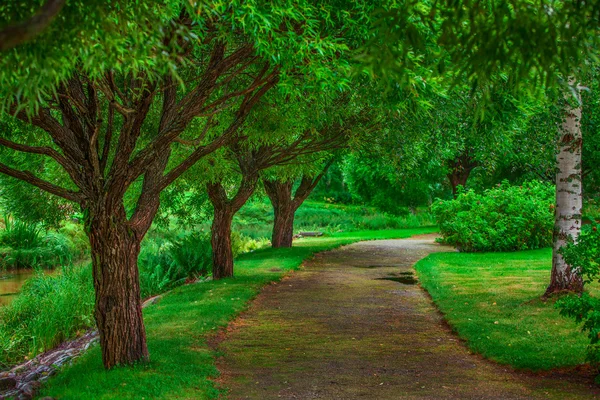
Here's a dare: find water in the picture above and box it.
[0,269,36,306]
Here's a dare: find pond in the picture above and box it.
[0,269,36,307]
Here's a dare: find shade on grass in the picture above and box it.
[40,227,436,399]
[415,249,591,370]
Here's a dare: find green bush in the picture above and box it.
[431,181,555,252]
[0,218,73,269]
[0,265,95,367]
[138,232,213,298]
[556,223,600,371]
[57,220,90,261]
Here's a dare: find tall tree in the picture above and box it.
[207,117,353,277]
[546,83,585,295]
[0,1,358,368]
[263,161,333,248]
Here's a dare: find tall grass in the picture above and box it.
[0,265,95,367]
[0,217,79,270]
[139,230,270,298]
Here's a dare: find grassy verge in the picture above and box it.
[415,249,591,371]
[233,199,434,239]
[40,227,436,399]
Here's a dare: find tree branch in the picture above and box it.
[0,162,82,203]
[0,0,66,51]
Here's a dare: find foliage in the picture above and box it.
[138,228,269,298]
[39,228,435,399]
[0,217,73,269]
[432,181,554,252]
[584,199,600,222]
[556,223,600,368]
[415,249,591,370]
[343,153,440,213]
[309,161,353,204]
[0,175,72,227]
[0,264,95,367]
[233,198,435,240]
[138,232,213,299]
[363,1,600,93]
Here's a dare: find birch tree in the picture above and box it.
[546,83,585,294]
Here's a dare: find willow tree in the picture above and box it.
[206,113,354,277]
[0,1,359,368]
[263,158,335,248]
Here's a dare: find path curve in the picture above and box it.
[216,235,600,399]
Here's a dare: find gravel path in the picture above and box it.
[216,235,600,399]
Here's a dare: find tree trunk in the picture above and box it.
[264,180,295,248]
[263,168,330,249]
[210,204,235,279]
[207,176,258,279]
[88,207,148,369]
[447,151,477,198]
[447,170,471,198]
[545,85,584,295]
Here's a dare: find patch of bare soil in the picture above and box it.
[215,235,600,399]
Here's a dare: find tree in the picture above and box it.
[263,161,333,248]
[546,82,585,295]
[0,2,359,368]
[207,114,353,276]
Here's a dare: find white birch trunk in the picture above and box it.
[546,81,584,295]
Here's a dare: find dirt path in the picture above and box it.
[216,235,600,399]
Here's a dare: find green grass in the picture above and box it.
[233,199,435,239]
[0,265,95,367]
[40,227,436,400]
[415,249,591,371]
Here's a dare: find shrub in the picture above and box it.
[58,220,89,261]
[556,223,600,372]
[231,231,270,255]
[138,232,213,298]
[0,265,95,367]
[0,218,73,269]
[431,181,555,252]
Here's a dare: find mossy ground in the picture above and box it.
[39,228,435,400]
[217,238,599,399]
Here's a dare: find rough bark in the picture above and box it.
[545,85,584,295]
[264,180,296,248]
[87,205,148,368]
[210,203,236,280]
[207,175,258,279]
[263,168,330,248]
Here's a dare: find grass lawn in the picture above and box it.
[415,249,591,371]
[40,227,436,400]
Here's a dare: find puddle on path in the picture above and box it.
[377,272,418,285]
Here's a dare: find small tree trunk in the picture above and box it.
[88,207,148,369]
[211,204,235,279]
[263,168,330,249]
[207,176,258,279]
[447,170,471,198]
[264,180,295,248]
[447,151,477,198]
[546,84,584,295]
